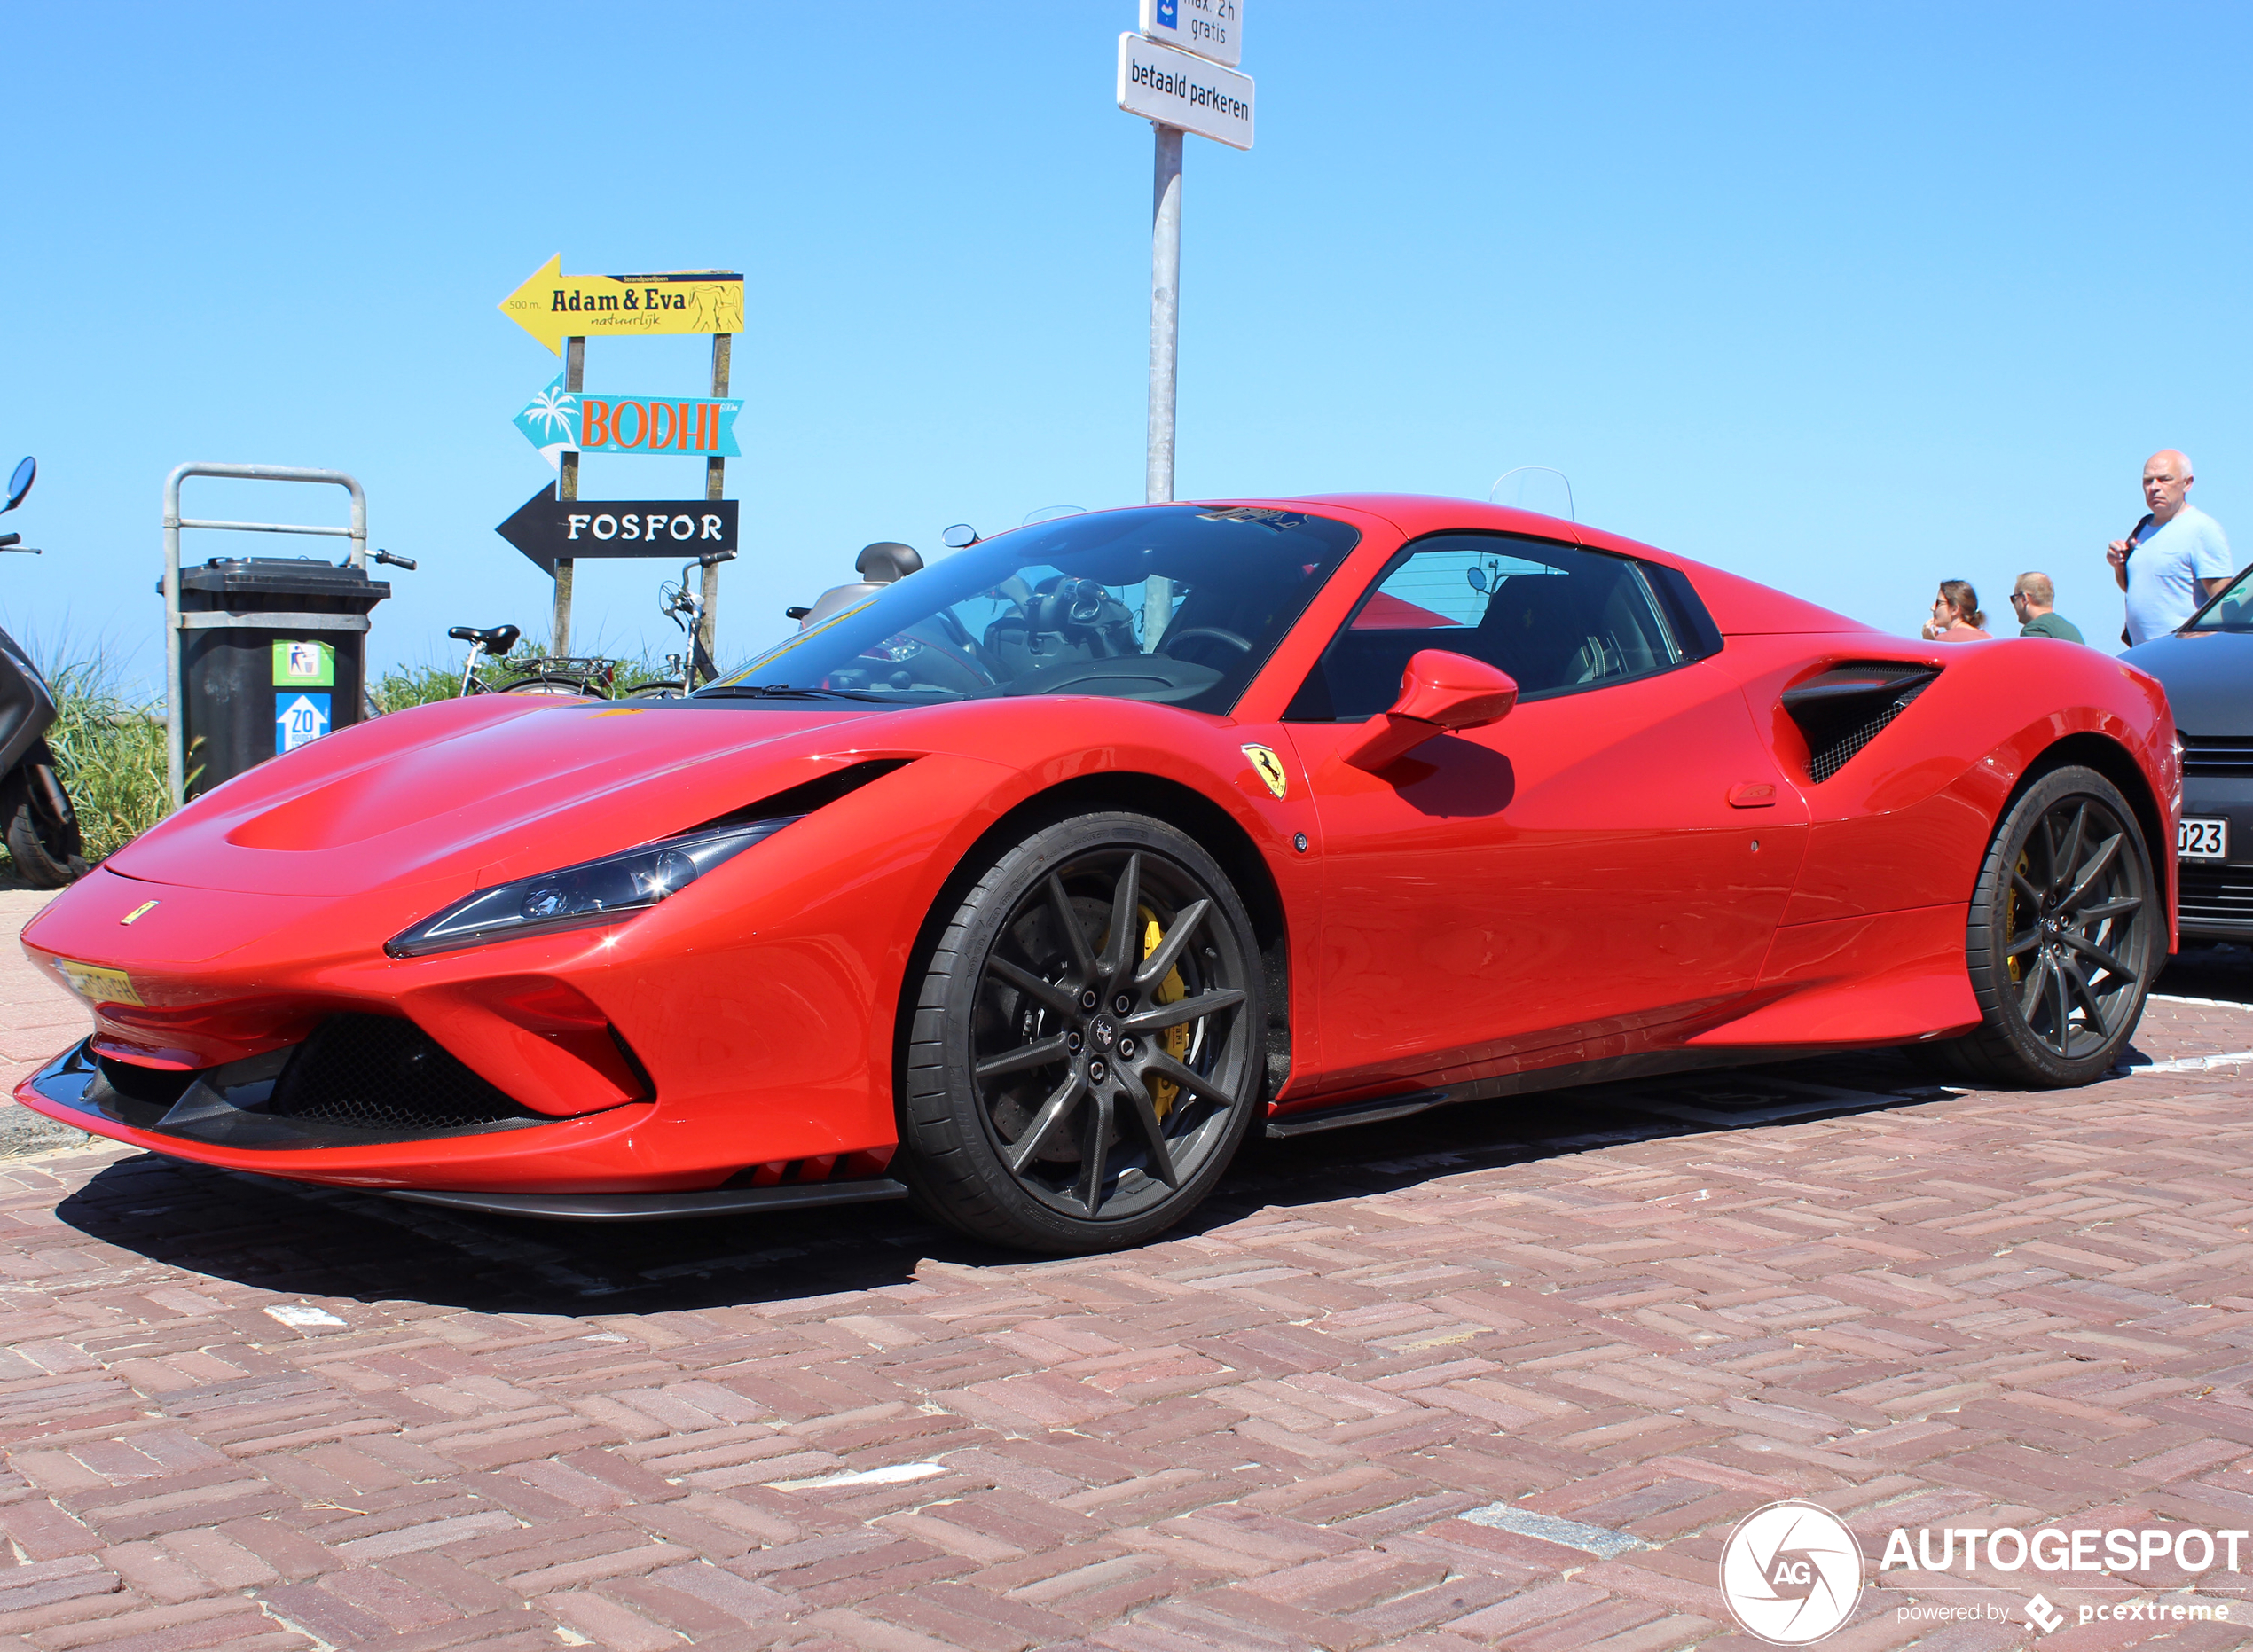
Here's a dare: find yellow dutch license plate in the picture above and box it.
[53,959,145,1007]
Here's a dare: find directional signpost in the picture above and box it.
[498,256,745,354]
[513,378,743,466]
[498,256,742,657]
[496,487,740,575]
[1118,2,1251,640]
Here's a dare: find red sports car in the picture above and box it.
[14,497,2178,1253]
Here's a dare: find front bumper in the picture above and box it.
[2179,771,2253,938]
[13,1030,896,1202]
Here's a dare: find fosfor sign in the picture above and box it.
[1117,34,1254,150]
[496,486,740,574]
[514,377,743,466]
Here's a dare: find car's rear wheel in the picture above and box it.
[1927,764,2157,1087]
[899,811,1264,1253]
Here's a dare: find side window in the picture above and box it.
[1286,534,1684,721]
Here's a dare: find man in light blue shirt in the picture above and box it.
[2108,450,2233,645]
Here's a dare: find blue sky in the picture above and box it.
[4,2,2246,688]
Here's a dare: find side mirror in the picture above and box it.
[940,523,979,549]
[1345,649,1518,772]
[3,457,33,514]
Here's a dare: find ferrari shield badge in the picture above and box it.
[1242,744,1289,800]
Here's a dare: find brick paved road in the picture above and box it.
[7,901,2253,1649]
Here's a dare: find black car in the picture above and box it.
[2125,568,2253,940]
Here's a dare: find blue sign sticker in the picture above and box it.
[276,692,331,754]
[1156,0,1178,24]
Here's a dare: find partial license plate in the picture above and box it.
[2179,817,2230,860]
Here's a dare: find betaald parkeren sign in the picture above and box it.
[1116,33,1254,150]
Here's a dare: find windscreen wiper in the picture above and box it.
[694,682,899,702]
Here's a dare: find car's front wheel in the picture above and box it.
[1927,763,2158,1086]
[899,811,1265,1253]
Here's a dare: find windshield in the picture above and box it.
[703,505,1362,712]
[2185,564,2253,631]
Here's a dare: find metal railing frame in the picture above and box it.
[162,463,367,807]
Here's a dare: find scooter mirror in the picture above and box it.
[940,523,979,549]
[3,458,33,514]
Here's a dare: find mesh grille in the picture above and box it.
[2183,736,2253,779]
[2180,864,2253,925]
[1805,682,1930,783]
[269,1014,538,1130]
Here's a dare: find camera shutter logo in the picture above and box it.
[1719,1500,1864,1645]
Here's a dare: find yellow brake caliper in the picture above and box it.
[1142,907,1190,1119]
[2007,849,2028,985]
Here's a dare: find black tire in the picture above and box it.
[1924,763,2158,1087]
[899,810,1266,1254]
[2,748,90,889]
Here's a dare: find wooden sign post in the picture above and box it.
[498,258,745,659]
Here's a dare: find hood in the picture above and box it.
[2121,630,2253,737]
[107,694,878,896]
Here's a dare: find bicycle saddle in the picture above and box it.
[449,624,521,655]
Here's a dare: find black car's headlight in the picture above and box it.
[386,817,802,958]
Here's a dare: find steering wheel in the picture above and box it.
[1161,626,1253,660]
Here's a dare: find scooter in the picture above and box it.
[0,457,89,887]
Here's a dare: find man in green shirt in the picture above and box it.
[2010,572,2084,642]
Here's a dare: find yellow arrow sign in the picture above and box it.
[498,254,745,355]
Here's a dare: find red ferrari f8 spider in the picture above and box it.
[14,497,2178,1252]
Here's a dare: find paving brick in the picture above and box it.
[8,915,2253,1651]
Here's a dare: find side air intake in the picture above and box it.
[1781,662,1940,783]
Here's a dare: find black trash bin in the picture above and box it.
[169,556,389,799]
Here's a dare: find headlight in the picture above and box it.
[386,817,801,958]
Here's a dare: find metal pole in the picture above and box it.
[1143,122,1183,648]
[163,481,184,808]
[701,333,731,666]
[552,335,585,655]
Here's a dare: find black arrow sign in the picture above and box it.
[497,486,740,575]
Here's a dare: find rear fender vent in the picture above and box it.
[1781,662,1941,783]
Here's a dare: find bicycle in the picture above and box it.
[626,550,736,697]
[445,624,617,698]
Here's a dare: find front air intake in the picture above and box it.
[1781,662,1940,784]
[268,1014,544,1131]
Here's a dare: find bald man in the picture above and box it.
[2108,450,2232,646]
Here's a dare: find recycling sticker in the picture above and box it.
[272,640,334,686]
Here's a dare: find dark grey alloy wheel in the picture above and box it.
[899,812,1265,1253]
[1931,763,2156,1087]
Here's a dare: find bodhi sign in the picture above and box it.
[514,376,743,465]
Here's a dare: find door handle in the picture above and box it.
[1727,781,1778,808]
